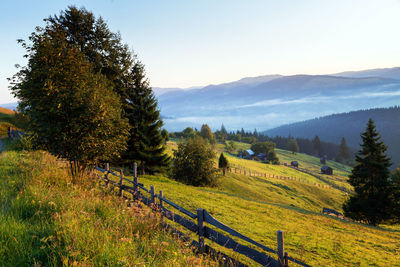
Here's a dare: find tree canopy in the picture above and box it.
[200,124,214,143]
[10,6,170,174]
[172,136,218,186]
[121,62,170,174]
[218,153,229,176]
[287,138,299,154]
[343,119,393,225]
[10,23,129,172]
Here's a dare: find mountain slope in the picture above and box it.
[158,72,400,131]
[263,106,400,167]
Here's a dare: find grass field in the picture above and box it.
[2,136,399,266]
[0,149,216,266]
[112,140,400,266]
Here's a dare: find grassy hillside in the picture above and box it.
[121,141,400,266]
[0,150,215,266]
[0,108,17,136]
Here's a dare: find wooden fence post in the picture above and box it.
[150,185,155,205]
[119,169,124,197]
[277,230,287,266]
[159,190,163,209]
[197,208,205,252]
[133,162,138,198]
[105,163,110,187]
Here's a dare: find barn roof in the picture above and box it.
[321,165,332,171]
[246,149,254,156]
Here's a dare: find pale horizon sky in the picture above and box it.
[1,0,400,104]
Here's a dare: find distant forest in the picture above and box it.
[263,106,400,167]
[172,126,350,162]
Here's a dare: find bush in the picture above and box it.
[172,136,218,186]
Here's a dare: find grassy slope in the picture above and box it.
[0,150,215,266]
[128,141,400,266]
[0,108,17,136]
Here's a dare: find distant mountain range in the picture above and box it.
[157,67,400,131]
[263,106,400,168]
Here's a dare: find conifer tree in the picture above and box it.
[343,118,392,226]
[312,135,322,156]
[122,61,170,174]
[218,153,229,176]
[337,137,351,163]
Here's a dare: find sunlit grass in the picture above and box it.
[0,150,216,266]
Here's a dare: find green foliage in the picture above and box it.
[218,153,229,176]
[121,61,170,174]
[251,141,275,155]
[10,23,129,169]
[312,135,322,156]
[225,140,237,152]
[200,124,215,143]
[182,127,195,139]
[172,136,218,186]
[287,138,299,154]
[336,137,351,163]
[343,119,393,225]
[391,168,400,223]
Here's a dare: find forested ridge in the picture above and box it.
[263,106,400,167]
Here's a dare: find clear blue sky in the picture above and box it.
[1,0,400,104]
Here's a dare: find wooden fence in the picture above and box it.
[228,163,331,190]
[94,163,311,267]
[7,127,24,140]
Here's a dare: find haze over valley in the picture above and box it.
[156,67,400,131]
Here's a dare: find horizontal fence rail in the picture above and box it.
[94,163,311,267]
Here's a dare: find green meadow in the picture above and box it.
[119,141,400,266]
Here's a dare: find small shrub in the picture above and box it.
[172,136,218,186]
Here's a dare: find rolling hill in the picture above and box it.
[263,106,400,168]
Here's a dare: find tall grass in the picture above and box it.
[0,150,216,266]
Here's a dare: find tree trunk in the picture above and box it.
[141,161,145,175]
[223,168,226,176]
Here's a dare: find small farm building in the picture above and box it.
[291,161,299,168]
[321,165,333,175]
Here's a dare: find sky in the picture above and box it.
[1,0,400,104]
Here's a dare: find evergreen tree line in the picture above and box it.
[10,6,170,175]
[172,125,354,163]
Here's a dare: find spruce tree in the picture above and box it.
[218,153,229,176]
[312,135,322,156]
[122,61,170,174]
[337,137,351,163]
[343,118,392,226]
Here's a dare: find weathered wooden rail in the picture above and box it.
[94,163,311,267]
[7,127,24,140]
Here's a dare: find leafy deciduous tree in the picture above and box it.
[287,138,299,154]
[172,136,218,186]
[10,26,129,174]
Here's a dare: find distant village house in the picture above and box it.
[321,165,333,175]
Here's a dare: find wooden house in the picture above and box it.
[291,161,299,168]
[321,165,333,175]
